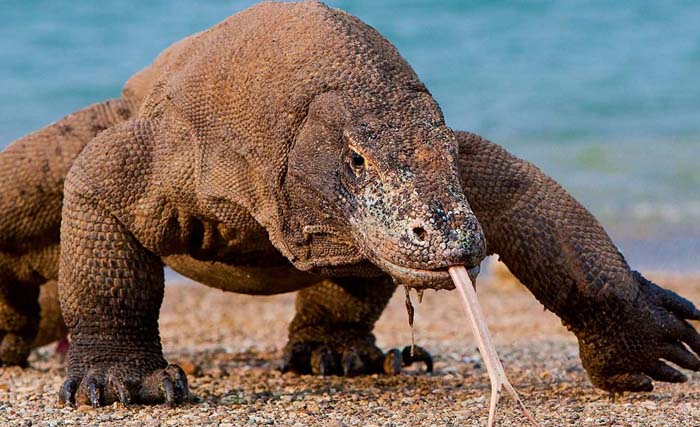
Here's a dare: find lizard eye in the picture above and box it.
[351,151,365,168]
[348,149,365,174]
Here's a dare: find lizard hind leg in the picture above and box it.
[32,280,68,350]
[0,255,40,366]
[0,274,71,366]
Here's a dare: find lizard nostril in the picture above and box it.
[412,226,427,241]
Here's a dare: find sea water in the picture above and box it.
[1,0,698,272]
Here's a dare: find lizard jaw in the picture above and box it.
[372,256,476,290]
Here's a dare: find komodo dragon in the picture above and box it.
[1,1,699,408]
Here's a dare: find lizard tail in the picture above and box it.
[0,97,137,243]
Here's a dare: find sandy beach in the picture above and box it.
[0,264,698,426]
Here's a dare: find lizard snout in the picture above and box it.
[365,210,487,290]
[404,214,486,270]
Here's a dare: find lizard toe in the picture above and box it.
[58,377,79,406]
[310,345,340,376]
[383,348,402,375]
[402,345,433,373]
[75,373,106,408]
[282,334,433,377]
[137,365,190,405]
[60,362,190,409]
[341,349,365,376]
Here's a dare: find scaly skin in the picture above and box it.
[456,131,700,392]
[56,2,484,407]
[0,0,697,408]
[0,98,135,365]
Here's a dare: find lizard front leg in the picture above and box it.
[456,131,700,393]
[283,276,432,376]
[58,124,187,407]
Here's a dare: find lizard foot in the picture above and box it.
[58,363,189,408]
[578,271,700,393]
[0,331,33,367]
[281,332,432,376]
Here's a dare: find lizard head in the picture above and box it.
[285,92,486,289]
[182,1,486,288]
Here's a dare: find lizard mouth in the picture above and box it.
[373,256,469,290]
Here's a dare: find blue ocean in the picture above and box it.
[1,1,698,272]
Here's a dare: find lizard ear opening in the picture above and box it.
[288,91,354,181]
[298,91,352,135]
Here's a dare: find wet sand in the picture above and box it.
[1,266,699,426]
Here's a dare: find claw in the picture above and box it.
[87,377,102,408]
[645,360,687,383]
[383,349,402,375]
[681,323,700,356]
[341,349,364,376]
[161,374,176,407]
[281,342,311,374]
[604,373,653,392]
[311,346,337,376]
[166,364,189,401]
[58,379,77,406]
[280,348,294,373]
[107,375,131,406]
[665,291,700,320]
[283,339,431,378]
[401,345,433,373]
[634,271,700,320]
[663,345,700,371]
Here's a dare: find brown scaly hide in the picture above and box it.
[457,131,700,393]
[58,1,483,406]
[0,98,135,365]
[0,0,698,408]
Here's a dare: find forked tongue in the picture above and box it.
[448,266,541,427]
